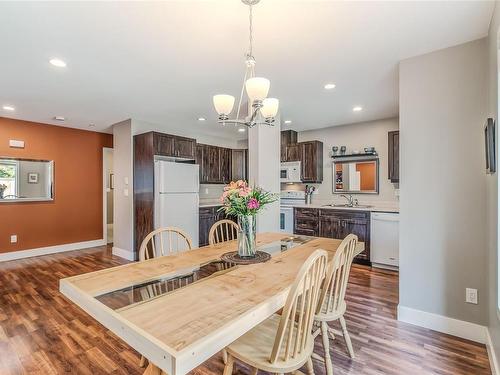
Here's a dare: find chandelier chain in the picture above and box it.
[248,5,253,57]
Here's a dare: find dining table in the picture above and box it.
[59,232,364,375]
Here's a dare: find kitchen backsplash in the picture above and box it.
[199,184,224,202]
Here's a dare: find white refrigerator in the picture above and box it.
[155,160,199,247]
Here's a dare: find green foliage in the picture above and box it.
[0,165,15,178]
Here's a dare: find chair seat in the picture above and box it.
[226,314,314,373]
[314,296,346,322]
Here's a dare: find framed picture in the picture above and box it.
[484,118,496,174]
[28,172,39,184]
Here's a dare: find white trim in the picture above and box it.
[397,305,487,344]
[487,328,500,375]
[0,239,106,262]
[112,246,135,261]
[102,147,113,245]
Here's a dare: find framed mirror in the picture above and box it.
[332,156,379,194]
[0,157,54,202]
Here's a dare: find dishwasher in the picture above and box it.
[370,212,399,269]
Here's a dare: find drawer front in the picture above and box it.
[319,209,370,220]
[199,207,216,217]
[294,207,318,218]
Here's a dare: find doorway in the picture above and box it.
[103,147,114,244]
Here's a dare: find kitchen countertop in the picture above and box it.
[199,201,223,208]
[280,201,399,213]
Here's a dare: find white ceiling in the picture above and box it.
[0,1,494,140]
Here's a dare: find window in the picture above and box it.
[0,160,18,199]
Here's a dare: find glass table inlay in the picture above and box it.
[95,235,313,310]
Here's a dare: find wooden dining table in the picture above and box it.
[59,233,364,375]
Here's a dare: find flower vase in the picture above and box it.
[237,214,257,258]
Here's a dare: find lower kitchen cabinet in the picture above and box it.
[293,207,319,237]
[293,207,371,265]
[199,206,235,247]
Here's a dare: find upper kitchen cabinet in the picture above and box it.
[281,130,298,162]
[231,149,248,181]
[285,144,301,162]
[301,140,323,183]
[196,144,232,184]
[388,130,399,183]
[153,132,196,159]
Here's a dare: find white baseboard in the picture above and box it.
[397,305,487,344]
[486,328,500,375]
[0,239,106,262]
[112,246,135,261]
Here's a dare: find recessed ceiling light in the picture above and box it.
[352,106,363,112]
[197,117,206,121]
[284,120,292,124]
[2,105,15,111]
[53,116,65,121]
[49,58,67,68]
[238,128,246,132]
[324,83,336,90]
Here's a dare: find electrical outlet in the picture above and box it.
[10,235,17,243]
[466,288,478,304]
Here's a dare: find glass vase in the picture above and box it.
[237,214,257,258]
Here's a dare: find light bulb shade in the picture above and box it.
[261,98,279,118]
[245,77,270,102]
[213,94,235,115]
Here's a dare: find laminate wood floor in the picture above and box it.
[0,246,491,375]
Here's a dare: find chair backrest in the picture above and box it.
[270,249,328,363]
[208,219,239,246]
[317,234,358,316]
[139,227,193,261]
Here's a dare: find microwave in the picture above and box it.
[280,161,301,183]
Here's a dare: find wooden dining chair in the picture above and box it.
[138,226,193,261]
[208,219,239,246]
[137,226,193,367]
[313,234,358,375]
[223,249,328,375]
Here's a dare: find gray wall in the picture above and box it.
[112,119,134,257]
[487,1,500,363]
[399,38,488,325]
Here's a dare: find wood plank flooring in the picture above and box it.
[0,245,491,375]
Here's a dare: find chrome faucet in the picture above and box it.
[340,194,354,207]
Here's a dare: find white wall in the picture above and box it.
[487,1,500,365]
[292,118,399,204]
[399,38,488,325]
[248,114,281,233]
[112,119,134,259]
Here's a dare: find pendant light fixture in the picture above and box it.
[212,0,279,128]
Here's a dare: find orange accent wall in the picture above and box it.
[0,117,113,253]
[356,163,376,190]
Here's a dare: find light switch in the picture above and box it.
[10,235,17,243]
[124,188,129,197]
[124,177,129,185]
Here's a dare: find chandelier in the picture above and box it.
[213,0,279,128]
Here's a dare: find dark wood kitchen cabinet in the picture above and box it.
[293,207,319,237]
[199,206,236,247]
[199,206,223,247]
[319,209,371,264]
[231,149,248,181]
[388,130,399,183]
[196,144,232,184]
[281,130,298,162]
[154,132,196,159]
[285,144,301,162]
[300,141,323,183]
